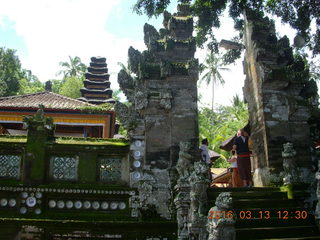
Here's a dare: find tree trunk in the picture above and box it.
[211,79,215,111]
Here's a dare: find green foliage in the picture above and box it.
[79,103,114,113]
[18,69,44,95]
[51,79,63,93]
[199,52,230,110]
[0,47,23,96]
[199,95,248,167]
[58,56,87,79]
[59,76,84,99]
[134,0,320,59]
[133,0,172,18]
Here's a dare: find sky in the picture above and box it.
[0,0,304,108]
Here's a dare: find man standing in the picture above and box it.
[199,138,212,182]
[232,129,252,187]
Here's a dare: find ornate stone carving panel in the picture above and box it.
[50,156,78,180]
[0,155,21,179]
[99,157,122,182]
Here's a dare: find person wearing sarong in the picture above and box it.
[232,129,252,187]
[228,156,242,187]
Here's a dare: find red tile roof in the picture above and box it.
[0,91,95,110]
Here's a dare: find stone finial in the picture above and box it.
[128,47,142,75]
[45,81,52,92]
[144,23,160,51]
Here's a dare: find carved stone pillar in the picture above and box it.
[207,192,235,240]
[188,161,210,240]
[282,142,299,185]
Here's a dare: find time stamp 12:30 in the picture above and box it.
[208,210,309,220]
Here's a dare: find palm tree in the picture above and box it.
[58,56,86,80]
[200,52,230,110]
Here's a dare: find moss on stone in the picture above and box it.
[78,152,97,182]
[55,137,129,146]
[0,135,27,143]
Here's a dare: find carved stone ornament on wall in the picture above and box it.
[176,141,193,183]
[159,91,173,110]
[135,86,149,110]
[99,157,122,182]
[189,161,210,224]
[0,155,21,179]
[50,156,78,181]
[114,101,138,130]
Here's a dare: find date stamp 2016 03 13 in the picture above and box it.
[208,210,309,220]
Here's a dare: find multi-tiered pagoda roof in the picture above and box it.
[79,57,115,105]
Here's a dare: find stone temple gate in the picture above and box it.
[0,3,318,240]
[114,4,320,240]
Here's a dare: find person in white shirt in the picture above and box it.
[200,138,210,165]
[199,138,212,182]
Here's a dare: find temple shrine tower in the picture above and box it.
[79,57,115,104]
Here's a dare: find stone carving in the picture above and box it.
[99,158,122,182]
[282,142,300,185]
[176,141,193,181]
[23,105,54,131]
[0,155,21,179]
[50,156,78,180]
[189,161,209,223]
[114,101,138,130]
[144,23,160,51]
[159,90,173,110]
[128,47,142,75]
[207,192,235,240]
[160,60,172,79]
[117,69,135,102]
[135,86,149,110]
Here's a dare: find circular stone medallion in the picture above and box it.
[110,202,118,210]
[48,200,56,208]
[92,201,100,210]
[118,202,126,210]
[26,197,37,207]
[0,198,7,207]
[134,140,142,147]
[101,202,108,210]
[8,199,16,207]
[20,207,27,214]
[133,171,141,180]
[21,192,28,199]
[74,201,82,209]
[133,160,141,168]
[34,208,41,215]
[83,201,91,209]
[66,201,73,209]
[57,200,65,209]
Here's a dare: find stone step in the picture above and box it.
[260,237,320,240]
[236,225,320,239]
[235,215,314,228]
